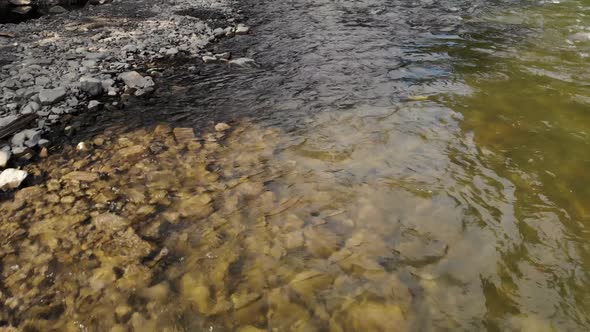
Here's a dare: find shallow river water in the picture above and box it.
[1,0,590,331]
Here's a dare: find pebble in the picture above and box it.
[0,150,10,168]
[0,168,28,190]
[229,57,256,67]
[88,100,102,111]
[235,24,250,35]
[215,122,231,132]
[49,6,67,14]
[80,77,103,96]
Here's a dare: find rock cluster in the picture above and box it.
[0,0,250,166]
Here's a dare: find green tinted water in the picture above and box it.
[1,0,590,331]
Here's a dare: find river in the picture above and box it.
[1,0,589,331]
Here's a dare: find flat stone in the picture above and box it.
[38,87,66,105]
[93,213,130,233]
[0,169,28,191]
[235,24,250,35]
[63,171,99,182]
[9,0,31,6]
[173,127,195,144]
[202,55,217,63]
[119,71,148,89]
[21,101,40,114]
[229,57,256,67]
[80,76,103,96]
[35,76,51,87]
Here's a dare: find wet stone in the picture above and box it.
[63,171,99,182]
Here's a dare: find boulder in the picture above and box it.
[0,168,28,190]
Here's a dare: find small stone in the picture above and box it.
[166,48,179,56]
[88,100,102,111]
[214,122,231,132]
[0,150,10,168]
[39,147,48,158]
[49,5,66,14]
[9,0,32,6]
[173,127,195,144]
[235,24,250,35]
[213,28,226,38]
[202,55,217,63]
[119,71,148,89]
[12,6,32,14]
[0,169,28,190]
[118,145,146,158]
[80,77,103,96]
[229,58,256,67]
[35,76,51,87]
[215,52,231,61]
[21,101,40,114]
[38,87,66,105]
[76,142,89,151]
[38,139,50,148]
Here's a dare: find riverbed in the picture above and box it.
[1,0,589,331]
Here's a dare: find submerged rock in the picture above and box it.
[0,168,28,190]
[215,122,231,132]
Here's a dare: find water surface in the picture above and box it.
[1,0,590,331]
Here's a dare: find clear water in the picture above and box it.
[1,0,590,331]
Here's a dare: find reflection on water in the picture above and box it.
[2,0,590,330]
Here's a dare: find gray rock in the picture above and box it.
[38,139,50,148]
[122,44,137,53]
[0,150,10,168]
[11,131,26,147]
[166,48,179,56]
[229,57,257,67]
[38,87,66,105]
[215,52,231,60]
[80,76,103,96]
[21,101,40,114]
[24,130,41,148]
[0,169,28,191]
[9,0,31,6]
[12,129,41,148]
[202,55,217,63]
[235,24,250,35]
[119,71,148,89]
[88,100,102,111]
[213,28,226,38]
[35,76,51,87]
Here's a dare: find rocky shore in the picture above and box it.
[0,0,251,190]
